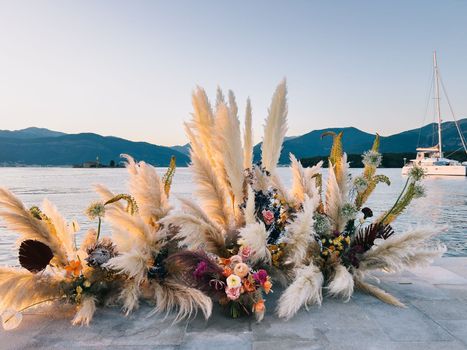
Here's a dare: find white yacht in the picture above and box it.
[402,52,467,176]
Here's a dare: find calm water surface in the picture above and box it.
[0,167,465,265]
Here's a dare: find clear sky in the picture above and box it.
[0,0,466,146]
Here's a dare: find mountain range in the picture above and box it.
[0,120,465,167]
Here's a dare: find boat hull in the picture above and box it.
[402,165,467,176]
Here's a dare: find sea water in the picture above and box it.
[0,167,465,265]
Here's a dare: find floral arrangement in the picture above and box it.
[276,132,446,319]
[166,250,272,321]
[0,81,446,330]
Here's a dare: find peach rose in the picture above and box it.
[226,286,241,300]
[233,263,249,278]
[229,255,243,265]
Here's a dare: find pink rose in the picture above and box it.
[225,286,241,300]
[262,209,275,225]
[239,246,252,261]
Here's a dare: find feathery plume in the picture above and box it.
[0,188,68,265]
[41,199,76,260]
[327,264,354,301]
[277,263,323,320]
[358,227,446,273]
[238,222,270,264]
[72,296,96,326]
[261,80,288,172]
[214,102,245,213]
[149,280,213,322]
[280,195,318,266]
[243,98,253,170]
[160,213,226,256]
[354,277,405,307]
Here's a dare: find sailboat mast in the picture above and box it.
[433,51,443,157]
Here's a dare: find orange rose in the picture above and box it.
[242,278,256,293]
[263,280,272,294]
[222,267,233,277]
[253,299,265,313]
[233,263,249,278]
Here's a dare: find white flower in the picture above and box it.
[362,150,382,168]
[85,201,105,220]
[409,166,425,181]
[226,274,242,288]
[353,176,369,193]
[340,203,358,221]
[313,213,331,235]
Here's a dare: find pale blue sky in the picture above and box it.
[0,0,466,146]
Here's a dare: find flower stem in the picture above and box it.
[380,176,411,225]
[5,298,60,323]
[96,217,101,241]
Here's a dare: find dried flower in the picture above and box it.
[353,176,369,193]
[83,280,91,288]
[262,209,275,225]
[85,202,105,220]
[233,263,249,278]
[340,203,358,221]
[361,207,373,219]
[413,184,426,198]
[313,213,331,235]
[409,166,425,181]
[225,286,241,300]
[85,238,117,268]
[362,150,382,167]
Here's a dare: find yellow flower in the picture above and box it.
[83,280,91,288]
[76,286,83,294]
[345,236,351,244]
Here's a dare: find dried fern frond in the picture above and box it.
[0,188,68,266]
[243,98,254,170]
[94,184,126,212]
[148,279,213,323]
[261,79,288,173]
[321,131,344,186]
[277,262,323,320]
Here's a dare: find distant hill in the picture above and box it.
[1,119,465,167]
[253,119,467,164]
[0,132,189,167]
[0,127,65,139]
[170,143,190,156]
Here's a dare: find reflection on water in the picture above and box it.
[0,167,466,265]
